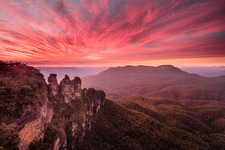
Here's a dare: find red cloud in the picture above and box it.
[0,0,225,65]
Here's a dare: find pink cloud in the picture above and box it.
[0,0,225,65]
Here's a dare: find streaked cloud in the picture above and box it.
[0,0,225,65]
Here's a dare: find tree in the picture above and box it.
[0,123,20,150]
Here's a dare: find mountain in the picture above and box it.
[82,65,225,101]
[1,62,225,150]
[181,66,225,77]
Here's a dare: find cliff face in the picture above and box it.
[0,62,53,150]
[0,62,105,150]
[18,100,53,150]
[46,75,105,150]
[48,74,59,97]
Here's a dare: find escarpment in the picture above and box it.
[42,74,105,149]
[41,74,105,150]
[0,62,53,150]
[0,62,105,150]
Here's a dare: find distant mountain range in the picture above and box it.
[181,66,225,77]
[82,65,225,101]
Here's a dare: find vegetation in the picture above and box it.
[1,62,225,149]
[0,123,20,150]
[78,100,216,150]
[117,97,225,149]
[0,61,46,121]
[28,88,105,150]
[0,62,47,149]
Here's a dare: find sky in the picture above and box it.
[0,0,225,67]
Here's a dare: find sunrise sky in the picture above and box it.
[0,0,225,67]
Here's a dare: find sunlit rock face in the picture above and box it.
[17,75,54,150]
[73,77,82,97]
[59,75,75,104]
[18,99,53,150]
[48,75,84,104]
[52,130,67,150]
[48,74,59,97]
[57,75,83,104]
[0,63,54,150]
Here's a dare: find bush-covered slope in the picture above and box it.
[118,97,225,149]
[0,61,46,120]
[78,100,218,150]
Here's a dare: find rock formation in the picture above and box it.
[15,75,54,150]
[73,76,82,97]
[0,62,53,150]
[59,75,75,104]
[48,74,59,97]
[18,101,53,150]
[0,62,105,150]
[48,75,84,104]
[46,75,105,150]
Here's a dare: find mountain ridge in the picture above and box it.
[82,65,225,101]
[100,65,184,75]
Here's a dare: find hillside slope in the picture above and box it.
[78,99,225,150]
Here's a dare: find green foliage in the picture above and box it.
[118,97,225,149]
[0,62,48,149]
[0,62,46,120]
[0,123,20,150]
[78,100,211,150]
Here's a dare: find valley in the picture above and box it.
[0,62,225,150]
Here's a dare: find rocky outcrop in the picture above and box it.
[59,75,75,104]
[0,62,53,150]
[46,75,105,150]
[53,130,67,150]
[66,89,105,149]
[48,75,84,104]
[48,74,59,97]
[0,62,105,150]
[17,75,54,150]
[18,100,53,150]
[73,77,82,97]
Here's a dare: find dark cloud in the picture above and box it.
[202,30,225,40]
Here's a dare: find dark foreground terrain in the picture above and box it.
[0,62,225,150]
